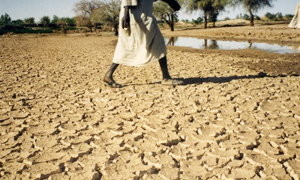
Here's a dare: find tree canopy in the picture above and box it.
[74,0,121,34]
[178,0,229,28]
[209,0,228,27]
[232,0,275,26]
[24,17,35,24]
[0,13,12,26]
[40,16,51,26]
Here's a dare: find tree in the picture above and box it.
[0,13,12,26]
[182,19,190,23]
[179,0,229,29]
[40,16,50,26]
[24,17,35,24]
[243,13,250,20]
[90,0,121,35]
[54,17,76,34]
[265,12,275,20]
[74,0,102,18]
[52,15,60,24]
[11,19,24,25]
[284,14,294,20]
[61,17,75,25]
[208,0,229,27]
[153,0,179,31]
[265,12,283,21]
[74,0,102,31]
[232,0,275,26]
[276,12,283,20]
[195,0,213,29]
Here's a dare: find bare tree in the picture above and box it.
[91,0,121,35]
[74,0,102,31]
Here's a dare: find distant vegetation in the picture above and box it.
[178,0,280,27]
[0,0,296,35]
[0,13,76,35]
[264,12,294,21]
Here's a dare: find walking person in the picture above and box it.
[288,2,300,28]
[103,0,184,88]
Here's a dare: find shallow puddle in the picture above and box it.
[164,37,300,54]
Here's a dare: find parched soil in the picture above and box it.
[0,24,300,180]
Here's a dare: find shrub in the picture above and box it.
[284,14,294,20]
[224,17,230,21]
[192,17,203,25]
[265,12,275,20]
[243,14,250,20]
[254,15,261,20]
[265,12,284,21]
[0,24,53,35]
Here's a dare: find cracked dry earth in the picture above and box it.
[1,32,300,180]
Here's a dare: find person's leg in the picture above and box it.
[103,63,122,88]
[159,56,171,80]
[159,56,184,85]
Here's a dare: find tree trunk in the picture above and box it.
[166,21,174,31]
[114,24,118,36]
[212,13,217,28]
[62,25,67,34]
[170,24,174,31]
[163,14,174,31]
[204,14,208,29]
[170,14,174,31]
[249,9,254,26]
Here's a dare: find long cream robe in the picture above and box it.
[112,0,166,67]
[289,2,300,28]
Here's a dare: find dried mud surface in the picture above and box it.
[1,24,300,179]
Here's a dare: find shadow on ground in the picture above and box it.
[127,72,299,87]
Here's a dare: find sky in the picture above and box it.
[0,0,299,22]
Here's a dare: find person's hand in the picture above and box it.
[121,6,130,29]
[162,0,181,11]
